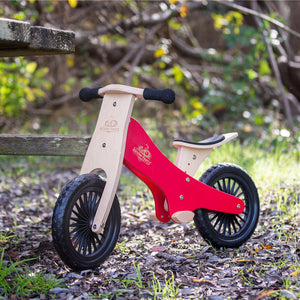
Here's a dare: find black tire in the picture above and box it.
[52,173,120,270]
[194,163,259,248]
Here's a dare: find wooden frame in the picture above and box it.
[80,89,136,233]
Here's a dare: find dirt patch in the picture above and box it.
[0,170,299,299]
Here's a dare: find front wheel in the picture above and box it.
[194,163,259,248]
[52,173,121,270]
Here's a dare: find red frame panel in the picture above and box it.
[123,118,244,223]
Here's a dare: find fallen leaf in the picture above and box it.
[261,244,273,249]
[290,270,299,276]
[193,278,216,284]
[151,246,167,252]
[255,289,279,299]
[155,268,165,275]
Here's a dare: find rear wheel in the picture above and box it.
[194,163,259,248]
[52,173,120,270]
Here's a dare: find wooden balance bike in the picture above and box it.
[52,84,259,270]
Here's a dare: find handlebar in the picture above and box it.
[79,87,102,102]
[143,88,175,104]
[79,85,175,104]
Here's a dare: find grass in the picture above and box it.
[92,263,181,299]
[0,248,63,296]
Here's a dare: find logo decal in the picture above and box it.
[100,120,119,132]
[133,144,152,165]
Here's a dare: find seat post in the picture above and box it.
[174,146,213,176]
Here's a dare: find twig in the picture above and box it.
[170,32,232,64]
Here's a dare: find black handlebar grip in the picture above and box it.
[143,88,175,104]
[79,87,102,102]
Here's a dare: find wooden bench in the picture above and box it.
[0,18,90,157]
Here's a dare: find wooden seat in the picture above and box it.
[173,133,237,150]
[173,133,238,176]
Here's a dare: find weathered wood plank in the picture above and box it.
[0,18,30,47]
[0,18,75,56]
[0,134,91,156]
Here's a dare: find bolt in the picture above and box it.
[113,101,117,107]
[192,154,197,160]
[93,224,97,229]
[180,195,184,200]
[186,177,190,182]
[237,204,241,209]
[102,143,106,148]
[161,215,164,218]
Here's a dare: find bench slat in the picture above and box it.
[0,18,75,56]
[0,134,91,156]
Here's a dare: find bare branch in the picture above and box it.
[170,32,233,64]
[126,23,163,85]
[249,0,293,128]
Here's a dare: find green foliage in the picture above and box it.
[197,11,273,131]
[0,58,51,117]
[0,248,62,296]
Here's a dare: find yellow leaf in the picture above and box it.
[67,55,75,67]
[212,13,228,29]
[68,0,77,8]
[243,124,252,133]
[290,270,299,276]
[24,86,35,102]
[154,48,166,58]
[234,26,240,35]
[255,290,279,299]
[169,0,178,4]
[180,5,188,18]
[25,62,37,74]
[193,278,215,284]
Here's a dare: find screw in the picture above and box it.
[113,101,117,107]
[180,195,184,200]
[93,224,97,229]
[102,143,106,148]
[192,154,197,160]
[237,204,241,209]
[161,215,164,218]
[186,177,190,182]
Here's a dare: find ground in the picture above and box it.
[0,167,299,299]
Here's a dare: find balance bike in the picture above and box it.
[52,84,259,270]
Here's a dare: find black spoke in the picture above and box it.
[205,177,249,237]
[223,215,229,235]
[230,180,237,195]
[216,214,226,233]
[232,184,241,197]
[213,213,223,229]
[194,164,259,249]
[79,196,89,218]
[225,178,231,193]
[67,192,104,256]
